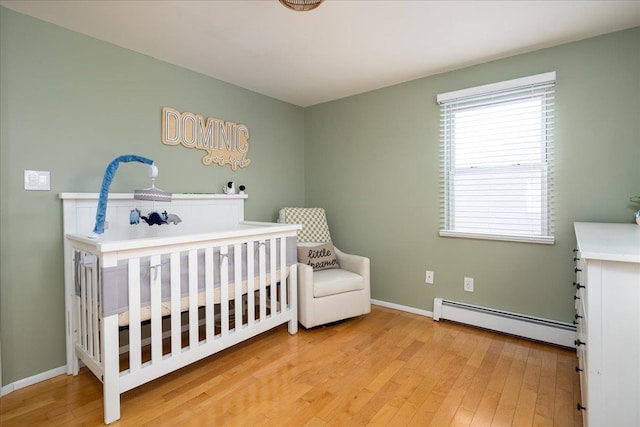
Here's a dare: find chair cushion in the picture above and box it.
[297,242,340,271]
[313,268,364,298]
[280,207,332,243]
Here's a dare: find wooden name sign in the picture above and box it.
[161,107,251,171]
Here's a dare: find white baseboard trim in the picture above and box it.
[433,298,576,348]
[0,365,66,397]
[371,299,434,318]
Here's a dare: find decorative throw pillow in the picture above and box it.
[297,243,340,271]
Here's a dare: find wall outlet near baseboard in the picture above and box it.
[464,277,474,292]
[425,270,434,284]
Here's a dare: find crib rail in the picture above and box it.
[68,229,297,424]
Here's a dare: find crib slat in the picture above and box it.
[128,257,142,373]
[102,314,120,424]
[150,255,162,363]
[279,237,287,311]
[89,257,101,362]
[83,261,91,354]
[204,247,214,341]
[71,252,81,375]
[288,264,298,334]
[269,238,277,315]
[234,243,242,330]
[82,256,93,354]
[87,265,98,357]
[79,259,87,350]
[220,245,229,335]
[246,241,255,325]
[170,253,181,356]
[188,250,199,346]
[258,241,267,320]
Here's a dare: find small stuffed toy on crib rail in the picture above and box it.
[130,209,182,226]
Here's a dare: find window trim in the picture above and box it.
[437,72,556,104]
[438,230,555,245]
[438,72,556,245]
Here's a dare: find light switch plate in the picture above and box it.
[24,170,50,191]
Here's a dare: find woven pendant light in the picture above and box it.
[279,0,324,12]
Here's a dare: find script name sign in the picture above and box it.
[161,107,251,171]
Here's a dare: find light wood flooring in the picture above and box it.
[0,305,582,426]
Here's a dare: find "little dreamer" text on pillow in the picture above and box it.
[297,243,340,271]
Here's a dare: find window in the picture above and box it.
[438,72,555,244]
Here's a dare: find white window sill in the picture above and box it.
[439,230,555,245]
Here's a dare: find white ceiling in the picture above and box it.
[2,0,640,107]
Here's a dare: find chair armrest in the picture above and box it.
[297,262,314,298]
[297,262,314,282]
[335,247,370,278]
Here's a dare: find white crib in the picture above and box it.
[61,193,300,424]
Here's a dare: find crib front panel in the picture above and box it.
[62,193,301,424]
[68,228,298,424]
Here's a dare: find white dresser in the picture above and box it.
[573,222,640,427]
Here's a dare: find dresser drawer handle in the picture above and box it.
[575,339,586,347]
[574,282,585,289]
[574,295,580,300]
[575,366,583,372]
[573,320,579,325]
[577,403,586,411]
[575,314,583,320]
[575,267,582,273]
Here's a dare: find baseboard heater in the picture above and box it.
[433,298,576,348]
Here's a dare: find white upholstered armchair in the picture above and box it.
[279,207,371,328]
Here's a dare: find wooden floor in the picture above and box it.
[0,305,582,426]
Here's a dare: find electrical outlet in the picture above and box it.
[425,270,434,284]
[464,277,474,292]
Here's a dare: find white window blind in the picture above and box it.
[438,72,555,244]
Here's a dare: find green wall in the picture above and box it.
[304,27,640,323]
[1,6,639,389]
[0,8,305,385]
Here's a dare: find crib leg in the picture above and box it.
[69,338,80,376]
[288,267,298,335]
[68,304,79,376]
[288,317,298,334]
[70,355,80,376]
[102,315,121,424]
